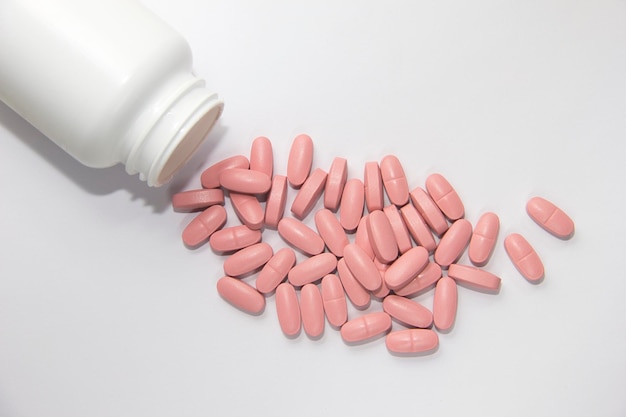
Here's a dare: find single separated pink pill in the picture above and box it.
[230,193,264,230]
[291,168,327,219]
[383,295,433,328]
[383,205,413,254]
[343,244,382,292]
[324,157,348,211]
[219,168,271,194]
[367,210,399,264]
[201,155,249,189]
[300,284,325,338]
[275,283,301,336]
[182,205,227,247]
[410,187,449,236]
[278,217,325,256]
[364,162,384,212]
[400,203,437,252]
[264,175,288,229]
[425,173,465,221]
[209,225,262,252]
[341,312,391,343]
[355,215,375,259]
[172,188,224,212]
[386,329,439,354]
[469,212,500,266]
[380,155,409,206]
[223,242,273,277]
[394,262,442,297]
[287,134,313,188]
[504,233,544,283]
[217,276,265,315]
[337,258,370,309]
[288,253,338,287]
[448,263,501,292]
[340,179,365,232]
[249,136,273,178]
[384,246,429,290]
[315,209,349,257]
[433,276,457,331]
[526,196,575,239]
[321,274,348,327]
[256,248,296,294]
[434,219,472,268]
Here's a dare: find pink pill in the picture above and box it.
[264,175,288,229]
[434,219,472,268]
[468,212,500,267]
[410,187,449,236]
[364,161,384,212]
[400,204,437,253]
[380,155,409,206]
[343,244,382,292]
[275,283,301,336]
[223,242,273,277]
[172,188,224,212]
[367,210,399,264]
[278,218,325,256]
[383,295,433,328]
[209,225,262,252]
[384,246,429,290]
[219,168,271,195]
[300,284,325,338]
[217,276,265,315]
[425,173,465,221]
[288,252,338,287]
[321,274,348,327]
[230,193,264,230]
[448,263,501,292]
[341,312,391,343]
[386,329,439,354]
[287,133,313,188]
[504,233,544,283]
[315,209,349,257]
[249,136,273,178]
[256,248,296,294]
[433,276,457,331]
[383,205,413,254]
[339,178,365,232]
[291,168,328,219]
[372,258,391,299]
[355,215,375,260]
[394,262,442,297]
[201,155,249,189]
[182,205,227,247]
[337,258,370,309]
[324,157,348,212]
[526,196,575,239]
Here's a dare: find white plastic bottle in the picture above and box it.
[0,0,223,186]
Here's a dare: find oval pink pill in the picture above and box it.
[448,263,501,292]
[386,329,439,354]
[287,133,313,188]
[321,274,348,327]
[324,157,348,212]
[300,284,325,338]
[275,283,301,336]
[384,246,429,290]
[315,208,349,257]
[400,203,437,253]
[343,244,382,292]
[410,187,449,236]
[355,215,375,259]
[341,312,391,343]
[504,233,545,283]
[249,136,273,178]
[337,258,370,309]
[264,175,288,229]
[223,242,273,277]
[219,168,271,195]
[383,295,433,328]
[364,161,384,212]
[288,252,338,287]
[256,248,296,294]
[380,155,409,206]
[468,212,500,267]
[383,205,413,254]
[217,276,265,315]
[278,217,325,256]
[172,188,224,212]
[201,155,249,189]
[433,276,457,331]
[182,205,227,247]
[209,225,262,252]
[291,168,327,219]
[526,196,575,239]
[434,219,472,268]
[425,173,464,221]
[339,178,365,232]
[230,192,264,230]
[394,262,442,297]
[367,210,399,264]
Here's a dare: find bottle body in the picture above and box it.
[0,0,223,186]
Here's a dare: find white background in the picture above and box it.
[1,1,625,416]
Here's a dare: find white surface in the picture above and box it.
[1,1,625,416]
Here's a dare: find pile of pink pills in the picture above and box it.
[172,134,575,355]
